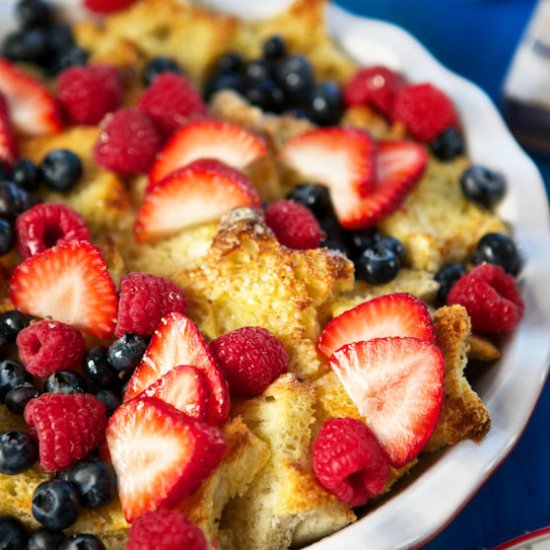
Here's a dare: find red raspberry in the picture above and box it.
[93,108,161,175]
[57,64,122,126]
[210,326,288,397]
[343,66,406,118]
[137,73,207,137]
[126,509,207,550]
[84,0,136,13]
[24,393,107,472]
[312,417,391,506]
[16,320,87,377]
[15,203,90,260]
[264,199,324,250]
[446,263,524,334]
[392,83,458,142]
[115,273,188,338]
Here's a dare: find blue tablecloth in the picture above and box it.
[335,1,550,548]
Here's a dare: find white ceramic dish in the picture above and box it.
[494,526,550,550]
[1,1,550,549]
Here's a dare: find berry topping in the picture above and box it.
[210,326,288,397]
[17,0,52,28]
[286,183,332,217]
[126,508,207,550]
[435,263,467,305]
[84,0,136,13]
[0,310,31,342]
[40,149,83,193]
[106,396,226,522]
[10,240,118,339]
[95,390,121,418]
[137,73,207,137]
[57,64,122,126]
[355,240,401,284]
[5,383,40,415]
[27,529,67,550]
[135,159,260,244]
[65,459,118,508]
[275,55,314,100]
[312,418,390,506]
[393,83,459,143]
[60,534,105,550]
[329,337,444,466]
[12,159,40,192]
[430,127,465,161]
[136,365,209,421]
[343,65,406,118]
[149,119,267,188]
[307,81,344,126]
[16,203,90,260]
[24,393,107,472]
[93,108,161,175]
[473,232,521,276]
[115,272,188,338]
[318,293,436,358]
[447,263,524,333]
[0,429,38,474]
[0,516,28,550]
[44,370,87,395]
[460,165,506,208]
[16,320,86,377]
[0,92,17,168]
[204,72,244,101]
[262,35,287,60]
[0,218,16,256]
[0,59,63,135]
[83,346,116,389]
[264,199,324,250]
[143,57,184,87]
[32,479,80,531]
[107,333,149,374]
[0,359,29,402]
[124,312,229,425]
[0,181,38,218]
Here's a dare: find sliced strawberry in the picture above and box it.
[0,59,63,135]
[106,396,225,523]
[329,337,444,467]
[136,365,209,421]
[134,158,261,244]
[318,293,436,358]
[10,240,117,339]
[332,140,428,229]
[0,93,17,167]
[280,127,376,196]
[149,119,268,188]
[124,312,230,425]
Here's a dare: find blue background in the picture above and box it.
[335,1,550,548]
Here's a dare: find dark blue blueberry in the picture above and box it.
[0,310,31,342]
[243,59,274,84]
[0,161,11,182]
[286,184,332,216]
[16,0,52,28]
[0,430,38,474]
[32,479,80,531]
[0,182,27,218]
[213,51,243,75]
[0,516,28,550]
[460,165,506,208]
[43,23,74,57]
[435,262,467,305]
[346,228,381,254]
[0,336,8,360]
[84,346,117,389]
[473,232,521,276]
[430,127,465,161]
[40,149,83,193]
[262,35,287,60]
[11,158,40,192]
[2,28,49,64]
[44,371,87,395]
[59,534,106,550]
[67,460,117,508]
[275,55,314,103]
[27,528,67,550]
[0,218,15,256]
[143,56,183,86]
[0,359,30,402]
[307,81,344,126]
[244,79,285,113]
[55,46,89,72]
[95,389,121,418]
[5,383,40,415]
[356,243,400,284]
[204,72,244,101]
[318,215,350,257]
[377,236,405,266]
[107,334,148,373]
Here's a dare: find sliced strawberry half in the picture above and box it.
[124,312,230,425]
[329,337,444,467]
[136,365,209,422]
[149,119,268,188]
[280,127,376,196]
[318,293,437,358]
[331,140,428,229]
[134,158,260,243]
[0,92,17,167]
[10,240,117,339]
[0,59,63,135]
[106,396,226,523]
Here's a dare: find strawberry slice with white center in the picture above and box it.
[124,312,230,425]
[318,293,437,358]
[0,93,17,167]
[136,365,209,421]
[280,127,376,197]
[329,337,444,467]
[134,158,261,244]
[106,396,226,523]
[0,59,63,135]
[9,240,117,339]
[149,119,268,188]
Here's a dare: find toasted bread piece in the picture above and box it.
[468,334,502,362]
[342,105,407,141]
[220,374,355,549]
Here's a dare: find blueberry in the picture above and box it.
[0,336,8,360]
[0,430,38,474]
[0,359,30,402]
[287,184,332,216]
[11,158,40,192]
[275,55,314,103]
[204,72,244,101]
[0,182,27,218]
[0,161,11,181]
[262,35,287,60]
[32,479,80,531]
[84,346,117,389]
[243,59,274,84]
[55,45,89,72]
[95,389,121,417]
[460,165,506,208]
[2,28,50,65]
[40,149,83,193]
[0,218,15,256]
[346,228,381,254]
[430,127,465,161]
[356,243,400,284]
[307,81,344,126]
[213,51,243,75]
[5,383,40,415]
[435,263,467,305]
[244,80,285,113]
[59,534,106,550]
[318,215,350,257]
[44,371,87,395]
[27,528,67,550]
[0,311,31,342]
[43,23,74,57]
[377,236,405,266]
[67,460,117,508]
[16,0,52,28]
[0,516,28,550]
[107,334,148,373]
[144,56,183,86]
[473,232,521,276]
